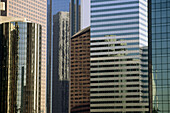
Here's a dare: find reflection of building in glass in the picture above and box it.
[53,11,70,113]
[70,27,90,113]
[0,19,42,113]
[0,1,47,111]
[150,0,170,112]
[90,0,149,112]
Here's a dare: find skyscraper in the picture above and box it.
[70,0,81,36]
[0,1,47,112]
[47,1,52,113]
[81,0,90,30]
[0,17,42,113]
[150,0,170,112]
[53,11,70,113]
[90,0,149,112]
[70,26,90,113]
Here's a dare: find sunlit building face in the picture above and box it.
[90,0,149,112]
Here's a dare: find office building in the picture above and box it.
[150,0,170,112]
[70,27,90,113]
[81,0,90,30]
[47,2,52,113]
[0,17,42,113]
[90,0,149,112]
[53,11,70,113]
[70,0,81,36]
[0,1,5,14]
[0,1,47,112]
[47,0,70,112]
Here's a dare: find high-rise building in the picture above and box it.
[0,17,42,113]
[52,11,70,113]
[90,0,149,112]
[70,26,90,113]
[149,0,170,112]
[81,0,90,30]
[0,1,5,14]
[70,0,81,36]
[0,1,47,112]
[47,2,52,113]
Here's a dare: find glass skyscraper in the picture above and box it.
[90,0,149,112]
[70,0,81,36]
[150,0,170,112]
[0,1,47,112]
[0,19,42,113]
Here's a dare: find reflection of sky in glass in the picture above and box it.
[151,0,170,112]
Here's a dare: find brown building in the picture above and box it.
[0,1,47,112]
[70,27,90,113]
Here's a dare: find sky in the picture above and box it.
[47,0,90,29]
[48,0,70,15]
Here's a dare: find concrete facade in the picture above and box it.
[53,11,70,113]
[70,27,90,113]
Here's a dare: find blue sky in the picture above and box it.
[48,0,70,15]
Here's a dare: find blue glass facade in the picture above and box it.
[151,0,170,112]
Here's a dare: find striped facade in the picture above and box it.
[70,27,90,113]
[90,0,149,113]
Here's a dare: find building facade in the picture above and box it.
[90,0,149,112]
[0,1,47,112]
[80,0,90,30]
[0,20,42,113]
[53,11,70,113]
[150,0,170,112]
[70,27,90,113]
[70,0,81,36]
[47,2,52,113]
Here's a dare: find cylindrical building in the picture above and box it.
[0,19,42,113]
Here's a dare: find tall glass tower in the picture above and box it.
[70,0,81,36]
[0,1,47,112]
[90,0,149,112]
[150,0,170,112]
[0,18,42,113]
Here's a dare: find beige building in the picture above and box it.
[0,0,47,113]
[53,11,69,113]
